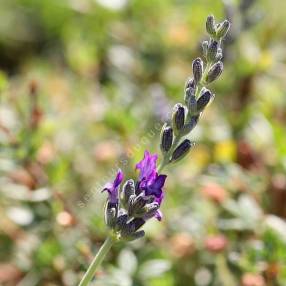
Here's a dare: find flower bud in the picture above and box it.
[121,179,135,208]
[172,104,186,134]
[143,202,160,220]
[206,61,223,83]
[182,115,200,135]
[184,78,197,106]
[192,58,204,84]
[187,93,197,114]
[115,213,128,231]
[104,201,118,228]
[171,139,195,162]
[129,195,148,216]
[185,77,196,91]
[202,41,209,58]
[127,230,145,241]
[206,15,216,36]
[134,195,148,209]
[207,40,219,62]
[160,124,173,153]
[215,50,223,61]
[216,20,230,39]
[119,217,145,238]
[130,217,146,231]
[197,89,214,111]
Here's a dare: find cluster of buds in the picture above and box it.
[103,151,166,241]
[159,15,230,170]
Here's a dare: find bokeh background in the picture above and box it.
[0,0,286,285]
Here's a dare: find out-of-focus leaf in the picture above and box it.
[0,158,15,172]
[104,269,132,286]
[265,215,286,243]
[222,195,263,229]
[218,218,247,231]
[194,267,212,286]
[238,195,263,222]
[1,184,51,202]
[216,255,236,286]
[117,248,138,276]
[6,206,34,226]
[35,238,61,267]
[138,259,171,280]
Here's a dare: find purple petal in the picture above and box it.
[152,175,167,189]
[144,174,167,199]
[145,185,162,198]
[156,191,164,204]
[102,170,124,204]
[102,185,118,204]
[113,169,124,188]
[102,182,113,193]
[136,150,158,182]
[155,210,163,221]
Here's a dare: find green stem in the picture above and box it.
[157,157,168,173]
[158,136,180,173]
[78,236,114,286]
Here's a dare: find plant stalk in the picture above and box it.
[78,236,114,286]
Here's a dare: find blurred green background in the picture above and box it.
[0,0,286,285]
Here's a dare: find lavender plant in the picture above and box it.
[78,15,230,286]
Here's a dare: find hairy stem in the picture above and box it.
[78,236,114,286]
[158,136,180,173]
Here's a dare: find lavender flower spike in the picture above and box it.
[79,16,231,286]
[102,169,124,204]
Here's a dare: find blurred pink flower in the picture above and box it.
[201,183,227,203]
[241,273,266,286]
[204,234,228,253]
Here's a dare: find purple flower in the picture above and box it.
[144,174,167,203]
[136,150,158,188]
[102,169,124,204]
[136,150,167,221]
